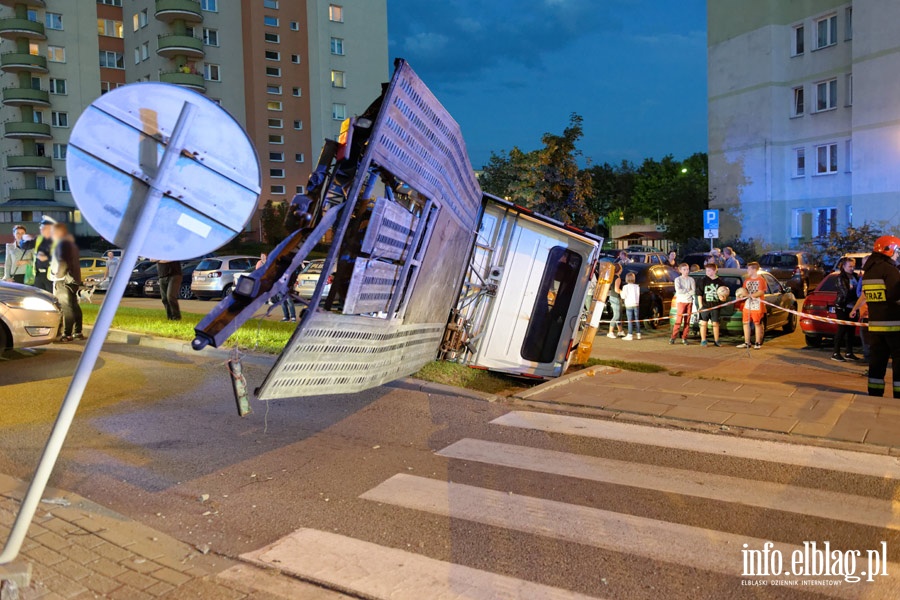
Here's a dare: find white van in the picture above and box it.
[441,195,602,379]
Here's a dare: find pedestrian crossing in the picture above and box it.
[237,410,900,600]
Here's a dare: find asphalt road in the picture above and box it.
[2,340,898,599]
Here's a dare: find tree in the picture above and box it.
[629,153,709,244]
[586,160,636,235]
[479,147,528,199]
[801,222,886,266]
[260,200,288,245]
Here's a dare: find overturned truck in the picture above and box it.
[192,59,601,400]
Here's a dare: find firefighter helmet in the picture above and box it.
[873,235,900,257]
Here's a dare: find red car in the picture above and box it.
[800,272,863,347]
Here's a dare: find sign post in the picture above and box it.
[703,209,720,252]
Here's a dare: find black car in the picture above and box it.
[143,261,202,299]
[604,263,678,329]
[758,251,824,298]
[124,263,158,297]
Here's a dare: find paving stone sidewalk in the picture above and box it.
[0,475,349,600]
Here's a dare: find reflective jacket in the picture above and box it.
[861,252,900,332]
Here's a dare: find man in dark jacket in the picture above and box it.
[49,223,83,342]
[27,216,56,292]
[157,260,182,320]
[860,236,900,398]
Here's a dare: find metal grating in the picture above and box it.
[360,197,418,261]
[342,259,402,315]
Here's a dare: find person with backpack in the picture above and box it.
[832,257,861,362]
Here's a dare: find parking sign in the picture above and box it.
[703,209,719,239]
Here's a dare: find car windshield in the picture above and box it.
[762,254,797,268]
[197,259,222,271]
[303,261,324,275]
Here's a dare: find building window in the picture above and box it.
[267,101,283,111]
[100,81,111,94]
[204,63,221,81]
[266,66,281,77]
[845,7,852,40]
[815,14,837,49]
[52,143,67,160]
[268,118,283,128]
[51,112,68,127]
[200,0,217,11]
[329,5,343,22]
[98,19,123,37]
[265,50,280,61]
[793,148,805,177]
[132,13,139,32]
[270,168,285,178]
[791,209,810,238]
[99,50,124,69]
[133,47,140,65]
[142,42,149,60]
[29,42,39,56]
[845,74,852,106]
[98,0,122,5]
[45,13,63,30]
[815,207,837,237]
[792,24,804,56]
[269,152,284,162]
[292,87,301,97]
[203,28,219,46]
[47,46,66,63]
[290,21,299,31]
[264,16,279,27]
[791,86,804,117]
[815,143,838,174]
[331,70,346,88]
[295,153,305,163]
[270,185,286,194]
[330,37,345,55]
[265,32,280,43]
[264,0,279,8]
[139,9,148,28]
[815,79,837,112]
[54,177,70,193]
[293,120,303,130]
[332,103,346,120]
[267,84,282,95]
[268,134,284,144]
[32,110,44,124]
[291,54,300,64]
[49,78,66,95]
[35,176,47,190]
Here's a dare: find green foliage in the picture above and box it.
[260,200,288,245]
[800,222,888,265]
[583,358,668,373]
[414,361,524,395]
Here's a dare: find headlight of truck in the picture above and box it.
[1,296,57,312]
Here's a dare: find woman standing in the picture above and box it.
[606,263,625,338]
[832,257,860,362]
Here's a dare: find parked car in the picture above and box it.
[668,268,798,337]
[799,273,864,347]
[78,257,107,280]
[191,256,258,300]
[293,259,336,300]
[124,263,158,297]
[143,261,203,299]
[603,263,677,329]
[0,280,61,350]
[835,253,869,272]
[626,251,669,265]
[757,251,824,298]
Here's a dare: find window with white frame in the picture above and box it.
[51,111,68,127]
[141,42,149,60]
[292,87,301,97]
[815,207,837,237]
[268,134,284,144]
[845,73,852,106]
[204,63,221,81]
[100,81,111,94]
[815,14,837,49]
[269,152,284,162]
[98,19,123,37]
[201,0,217,11]
[266,66,281,77]
[270,185,286,194]
[132,13,139,32]
[265,50,280,61]
[332,103,346,120]
[330,37,344,55]
[267,84,282,95]
[139,9,148,28]
[815,143,838,174]
[203,28,218,46]
[290,21,299,31]
[264,0,279,8]
[845,7,852,40]
[295,153,305,163]
[133,47,140,65]
[793,148,805,177]
[48,46,66,63]
[792,24,804,56]
[265,32,280,43]
[815,78,837,111]
[264,16,279,27]
[267,101,282,111]
[296,185,305,194]
[291,54,300,64]
[293,120,303,130]
[268,118,283,128]
[331,70,346,88]
[270,168,285,178]
[329,5,343,22]
[98,0,122,5]
[54,176,70,193]
[791,209,811,238]
[46,13,63,30]
[52,143,67,160]
[791,86,804,117]
[99,50,123,68]
[49,78,66,95]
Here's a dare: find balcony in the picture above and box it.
[157,34,204,59]
[0,52,48,73]
[155,0,203,24]
[0,1,46,7]
[2,87,50,106]
[7,187,54,202]
[160,70,206,91]
[4,121,52,139]
[0,18,46,40]
[6,155,53,172]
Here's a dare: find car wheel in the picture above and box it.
[179,283,193,300]
[783,307,798,333]
[649,301,662,330]
[222,284,234,298]
[804,334,822,347]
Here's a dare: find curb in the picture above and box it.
[513,365,621,400]
[388,378,500,403]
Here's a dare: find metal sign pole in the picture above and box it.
[0,101,197,565]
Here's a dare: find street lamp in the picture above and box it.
[681,167,688,174]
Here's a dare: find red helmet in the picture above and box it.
[873,235,900,256]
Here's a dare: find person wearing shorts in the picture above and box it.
[697,263,723,347]
[737,261,767,349]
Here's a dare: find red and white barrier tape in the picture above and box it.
[759,299,866,328]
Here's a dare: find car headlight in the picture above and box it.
[1,296,57,311]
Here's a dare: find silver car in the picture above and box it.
[191,256,258,300]
[0,281,61,350]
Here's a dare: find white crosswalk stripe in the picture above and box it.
[239,410,900,599]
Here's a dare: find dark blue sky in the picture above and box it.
[387,0,708,169]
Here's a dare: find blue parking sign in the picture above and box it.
[703,209,719,229]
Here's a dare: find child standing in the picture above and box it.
[622,271,641,340]
[737,261,768,349]
[670,263,695,344]
[698,263,723,347]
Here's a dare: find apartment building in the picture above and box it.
[708,0,900,247]
[0,0,387,238]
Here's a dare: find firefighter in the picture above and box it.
[860,235,900,398]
